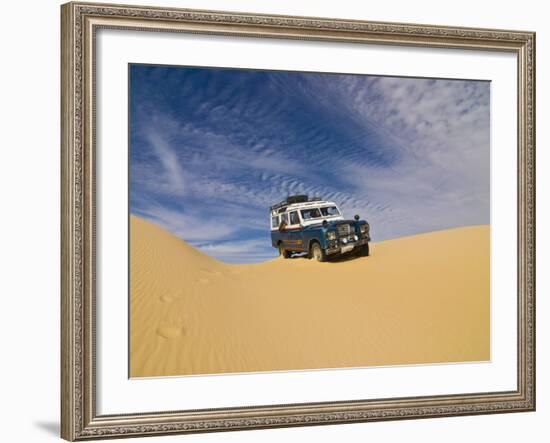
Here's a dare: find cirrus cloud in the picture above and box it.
[130,65,490,263]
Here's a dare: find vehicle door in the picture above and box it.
[277,212,292,248]
[270,214,281,247]
[286,210,305,251]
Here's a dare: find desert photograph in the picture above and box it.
[129,65,490,378]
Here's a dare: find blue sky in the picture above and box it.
[129,64,490,263]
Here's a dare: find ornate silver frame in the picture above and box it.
[61,2,536,440]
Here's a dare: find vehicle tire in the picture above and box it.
[278,243,291,258]
[358,243,370,257]
[310,241,327,262]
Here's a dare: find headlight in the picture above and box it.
[327,230,337,241]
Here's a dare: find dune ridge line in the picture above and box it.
[130,215,490,377]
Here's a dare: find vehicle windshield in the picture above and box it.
[301,208,322,220]
[320,206,340,217]
[301,206,341,220]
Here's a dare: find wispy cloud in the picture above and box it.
[143,130,187,196]
[134,203,238,242]
[130,65,490,263]
[194,239,276,263]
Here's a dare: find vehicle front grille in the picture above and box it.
[337,224,351,237]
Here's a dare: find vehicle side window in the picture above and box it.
[281,213,289,225]
[271,215,279,228]
[289,211,300,225]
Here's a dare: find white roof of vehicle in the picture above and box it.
[270,200,338,215]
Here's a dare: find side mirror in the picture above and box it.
[354,214,360,221]
[322,220,328,227]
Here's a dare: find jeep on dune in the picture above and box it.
[270,195,370,262]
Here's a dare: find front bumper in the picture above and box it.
[326,237,369,255]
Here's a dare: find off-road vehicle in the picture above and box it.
[270,195,370,262]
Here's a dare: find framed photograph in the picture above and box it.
[61,1,536,440]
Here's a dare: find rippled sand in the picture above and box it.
[130,215,490,377]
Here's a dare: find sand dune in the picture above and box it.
[130,215,490,377]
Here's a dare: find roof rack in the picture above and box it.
[269,195,322,213]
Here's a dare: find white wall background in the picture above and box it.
[0,0,546,442]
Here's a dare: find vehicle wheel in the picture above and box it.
[310,242,327,262]
[278,243,291,258]
[358,243,370,257]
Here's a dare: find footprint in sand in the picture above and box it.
[200,268,213,273]
[159,294,174,303]
[200,269,222,277]
[156,325,185,339]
